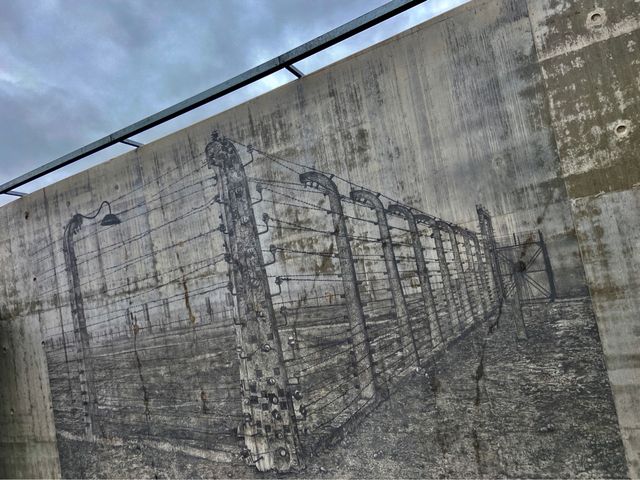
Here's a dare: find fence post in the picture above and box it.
[351,190,420,368]
[476,205,505,300]
[437,221,465,334]
[299,172,379,400]
[458,228,482,321]
[446,224,477,327]
[477,239,498,308]
[387,204,443,348]
[511,261,528,340]
[538,230,557,302]
[415,215,459,339]
[465,232,489,318]
[206,131,301,472]
[63,218,99,441]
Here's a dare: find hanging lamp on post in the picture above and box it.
[62,200,121,440]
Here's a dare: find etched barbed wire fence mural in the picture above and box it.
[30,130,555,474]
[223,132,522,469]
[38,145,243,463]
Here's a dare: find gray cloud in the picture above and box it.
[0,0,468,203]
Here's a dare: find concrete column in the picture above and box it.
[387,204,443,348]
[206,131,300,472]
[351,190,420,367]
[299,172,379,400]
[0,311,61,479]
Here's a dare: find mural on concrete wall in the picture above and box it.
[33,131,626,478]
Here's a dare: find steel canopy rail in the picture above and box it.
[0,0,427,196]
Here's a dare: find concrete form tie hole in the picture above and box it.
[587,9,606,28]
[615,122,630,138]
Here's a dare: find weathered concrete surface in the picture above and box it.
[527,0,640,474]
[299,299,627,479]
[572,188,640,477]
[528,0,640,199]
[54,299,627,478]
[0,195,61,478]
[198,0,586,298]
[1,0,636,476]
[0,314,61,479]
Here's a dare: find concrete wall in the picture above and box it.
[527,0,640,474]
[0,311,60,478]
[187,0,585,298]
[0,197,61,478]
[1,0,637,477]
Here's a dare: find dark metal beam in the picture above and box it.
[5,190,27,197]
[285,64,304,78]
[120,139,144,148]
[0,0,425,196]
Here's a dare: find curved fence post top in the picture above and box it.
[299,171,340,194]
[350,189,384,209]
[387,204,419,234]
[387,203,412,217]
[64,214,84,238]
[455,225,471,236]
[439,220,456,232]
[415,213,438,228]
[450,223,472,238]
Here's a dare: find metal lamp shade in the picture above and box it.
[100,213,121,226]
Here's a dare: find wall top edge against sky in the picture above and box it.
[0,0,471,208]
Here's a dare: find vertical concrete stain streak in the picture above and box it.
[181,278,197,327]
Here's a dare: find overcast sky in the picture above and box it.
[0,0,468,204]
